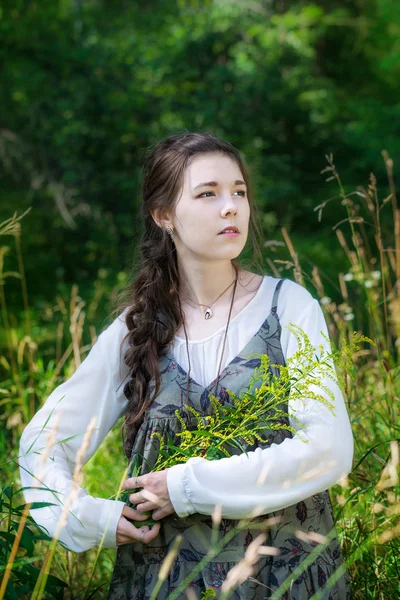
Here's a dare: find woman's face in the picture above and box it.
[169,152,250,263]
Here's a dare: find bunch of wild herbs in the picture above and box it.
[120,325,370,490]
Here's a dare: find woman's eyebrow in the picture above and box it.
[193,179,246,191]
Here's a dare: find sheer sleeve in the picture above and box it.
[18,311,129,552]
[167,288,354,519]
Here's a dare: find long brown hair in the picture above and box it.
[115,131,264,459]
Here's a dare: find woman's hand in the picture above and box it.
[123,469,175,521]
[116,504,161,546]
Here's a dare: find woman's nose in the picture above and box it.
[221,197,238,217]
[222,207,237,218]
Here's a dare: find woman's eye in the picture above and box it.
[199,190,246,198]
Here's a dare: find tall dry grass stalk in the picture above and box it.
[219,533,277,598]
[148,535,183,600]
[0,412,60,600]
[29,416,98,600]
[0,502,32,599]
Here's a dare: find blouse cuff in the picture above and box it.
[97,499,126,548]
[167,463,195,518]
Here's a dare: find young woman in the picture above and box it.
[19,132,353,599]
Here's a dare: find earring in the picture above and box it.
[165,225,174,240]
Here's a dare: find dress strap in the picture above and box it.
[270,278,286,316]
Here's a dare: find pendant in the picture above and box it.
[204,307,213,320]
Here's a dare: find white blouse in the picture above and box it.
[18,276,354,553]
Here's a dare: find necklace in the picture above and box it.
[179,269,239,404]
[181,272,237,320]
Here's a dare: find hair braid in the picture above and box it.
[113,132,264,459]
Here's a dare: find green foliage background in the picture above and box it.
[1,0,398,312]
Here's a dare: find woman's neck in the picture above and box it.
[175,271,264,339]
[177,262,238,314]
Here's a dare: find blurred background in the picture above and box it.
[1,2,399,598]
[1,0,398,315]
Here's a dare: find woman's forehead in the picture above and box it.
[184,153,243,187]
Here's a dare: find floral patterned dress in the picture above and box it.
[107,279,351,599]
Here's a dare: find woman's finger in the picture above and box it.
[152,507,170,521]
[130,491,159,506]
[122,504,148,521]
[116,517,147,546]
[129,492,143,505]
[141,522,161,544]
[122,476,141,490]
[116,516,160,546]
[136,501,154,513]
[130,489,162,507]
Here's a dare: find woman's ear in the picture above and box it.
[151,208,173,230]
[150,209,162,228]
